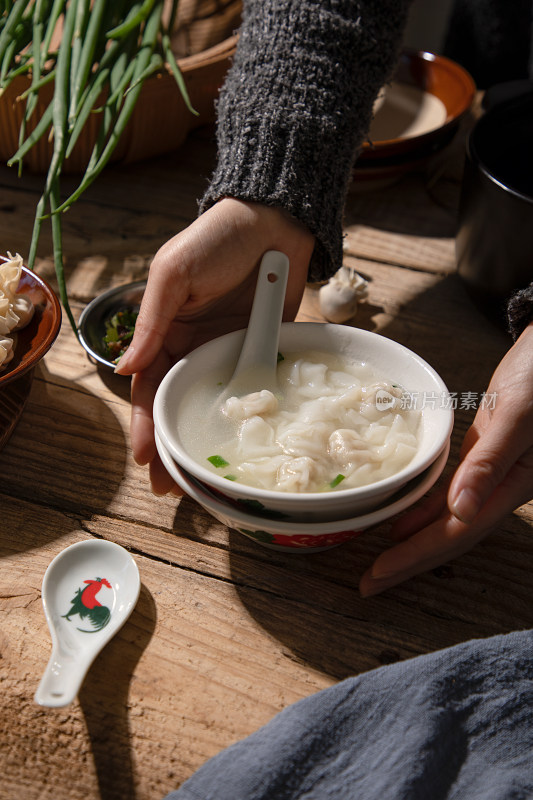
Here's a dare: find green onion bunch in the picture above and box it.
[0,0,195,331]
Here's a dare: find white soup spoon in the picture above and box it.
[35,539,140,708]
[217,249,289,401]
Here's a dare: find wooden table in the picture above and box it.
[1,120,532,800]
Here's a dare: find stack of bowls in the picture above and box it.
[154,323,453,552]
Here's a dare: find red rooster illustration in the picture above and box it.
[63,577,112,632]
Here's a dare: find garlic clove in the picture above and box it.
[318,268,368,323]
[319,283,358,322]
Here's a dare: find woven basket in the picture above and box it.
[170,0,241,57]
[0,1,241,173]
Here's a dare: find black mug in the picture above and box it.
[456,89,533,326]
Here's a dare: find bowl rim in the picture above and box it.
[156,430,450,534]
[154,322,454,504]
[466,89,533,205]
[0,257,62,387]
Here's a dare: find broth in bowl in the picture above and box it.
[178,349,421,494]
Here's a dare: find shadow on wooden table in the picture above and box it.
[373,273,510,387]
[346,168,459,239]
[89,364,134,403]
[227,507,533,685]
[0,360,131,534]
[346,118,473,239]
[79,583,157,800]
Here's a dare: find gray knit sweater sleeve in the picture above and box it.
[199,0,411,281]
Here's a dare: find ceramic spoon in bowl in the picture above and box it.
[34,539,140,708]
[217,249,289,403]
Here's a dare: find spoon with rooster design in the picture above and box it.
[35,539,140,707]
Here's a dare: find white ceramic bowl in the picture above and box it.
[154,323,453,523]
[156,431,450,551]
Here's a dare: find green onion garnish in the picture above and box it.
[207,455,229,468]
[224,475,237,481]
[329,474,346,488]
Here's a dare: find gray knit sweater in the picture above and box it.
[199,0,411,282]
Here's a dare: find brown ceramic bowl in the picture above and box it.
[0,260,62,450]
[353,49,476,182]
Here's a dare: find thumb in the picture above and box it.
[115,262,190,376]
[447,407,526,524]
[113,310,165,375]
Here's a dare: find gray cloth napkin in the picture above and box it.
[164,630,533,800]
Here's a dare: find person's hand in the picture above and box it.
[115,198,315,494]
[359,322,533,597]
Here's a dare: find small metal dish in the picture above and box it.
[78,280,146,369]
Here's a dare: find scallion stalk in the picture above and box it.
[1,0,204,333]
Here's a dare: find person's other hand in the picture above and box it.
[115,198,315,495]
[359,322,533,597]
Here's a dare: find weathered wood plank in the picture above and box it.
[2,494,531,800]
[0,523,330,800]
[1,104,531,800]
[343,107,477,272]
[344,173,458,273]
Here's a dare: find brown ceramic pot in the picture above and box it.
[0,34,238,173]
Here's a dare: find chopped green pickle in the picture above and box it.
[207,455,229,468]
[329,473,346,488]
[102,307,139,364]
